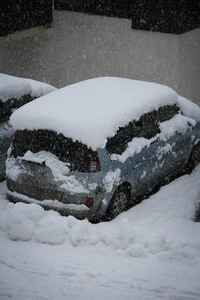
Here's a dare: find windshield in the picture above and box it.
[12,129,90,172]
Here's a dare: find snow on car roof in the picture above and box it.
[10,77,180,149]
[0,73,56,103]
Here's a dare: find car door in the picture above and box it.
[129,111,161,198]
[130,105,181,199]
[154,105,194,177]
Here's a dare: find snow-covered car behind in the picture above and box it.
[6,77,200,221]
[0,73,56,181]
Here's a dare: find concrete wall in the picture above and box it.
[0,10,199,104]
[178,28,200,102]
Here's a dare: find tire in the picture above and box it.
[106,186,130,220]
[185,141,200,174]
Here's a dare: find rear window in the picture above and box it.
[12,129,90,172]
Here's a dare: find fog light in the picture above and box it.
[86,197,93,208]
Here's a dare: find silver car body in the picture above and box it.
[6,122,200,221]
[5,77,200,221]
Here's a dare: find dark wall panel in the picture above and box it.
[54,0,200,34]
[0,0,52,37]
[131,0,200,34]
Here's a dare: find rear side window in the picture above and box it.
[106,104,180,155]
[12,129,90,172]
[0,95,34,123]
[156,104,180,123]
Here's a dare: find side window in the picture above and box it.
[156,104,180,123]
[106,104,180,156]
[0,95,35,124]
[106,122,134,155]
[7,94,34,110]
[135,110,160,139]
[0,100,11,123]
[106,111,160,155]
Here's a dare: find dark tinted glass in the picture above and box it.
[156,104,180,123]
[106,104,180,155]
[12,130,90,172]
[0,95,35,123]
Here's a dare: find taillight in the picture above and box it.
[86,197,93,208]
[89,149,101,173]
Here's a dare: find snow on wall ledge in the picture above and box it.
[10,77,179,150]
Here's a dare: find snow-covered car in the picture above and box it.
[0,73,56,181]
[6,77,200,221]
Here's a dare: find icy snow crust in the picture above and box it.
[0,73,56,102]
[10,77,180,150]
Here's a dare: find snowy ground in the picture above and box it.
[0,166,200,300]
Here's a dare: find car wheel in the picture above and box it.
[106,186,130,220]
[185,141,200,174]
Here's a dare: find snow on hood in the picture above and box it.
[0,73,56,102]
[10,77,180,149]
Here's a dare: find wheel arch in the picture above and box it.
[120,181,132,197]
[184,141,200,174]
[104,181,132,221]
[110,181,132,200]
